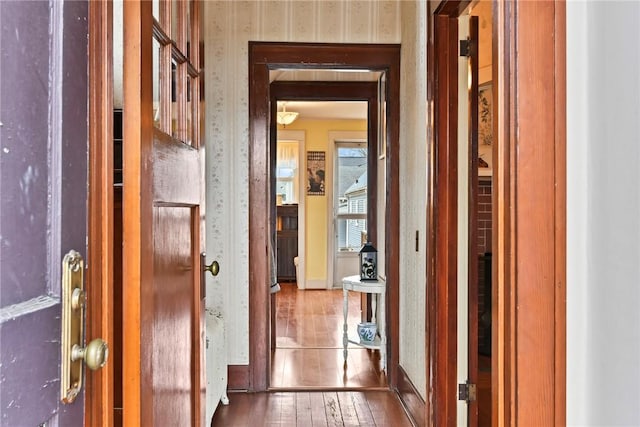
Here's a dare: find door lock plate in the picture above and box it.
[60,250,86,404]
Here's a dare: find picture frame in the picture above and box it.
[478,82,493,176]
[478,82,493,147]
[306,151,325,196]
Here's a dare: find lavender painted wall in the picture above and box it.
[0,1,88,425]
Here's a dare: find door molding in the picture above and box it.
[86,1,114,425]
[427,1,567,425]
[249,43,401,391]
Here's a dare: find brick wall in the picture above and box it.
[477,178,492,355]
[477,178,492,254]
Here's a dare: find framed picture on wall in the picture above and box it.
[478,82,493,177]
[478,83,493,147]
[306,151,325,196]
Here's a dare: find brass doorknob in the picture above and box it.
[204,260,220,276]
[72,338,109,371]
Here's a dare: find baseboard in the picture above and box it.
[304,279,326,289]
[227,365,250,390]
[397,365,426,427]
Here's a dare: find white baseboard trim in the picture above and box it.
[304,279,326,290]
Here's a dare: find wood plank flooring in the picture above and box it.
[210,391,414,427]
[210,285,409,425]
[272,284,387,388]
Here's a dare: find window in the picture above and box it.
[276,141,299,204]
[335,143,367,251]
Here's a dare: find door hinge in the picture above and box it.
[458,382,477,402]
[460,39,472,57]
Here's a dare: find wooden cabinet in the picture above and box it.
[276,205,298,282]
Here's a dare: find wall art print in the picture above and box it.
[306,151,325,196]
[478,83,493,146]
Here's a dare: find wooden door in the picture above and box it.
[122,1,205,426]
[464,15,480,427]
[0,1,88,425]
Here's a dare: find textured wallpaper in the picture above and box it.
[203,0,402,365]
[398,0,428,399]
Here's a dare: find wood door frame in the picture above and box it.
[86,1,114,426]
[427,1,566,425]
[249,42,401,392]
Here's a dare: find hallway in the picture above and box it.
[211,285,405,425]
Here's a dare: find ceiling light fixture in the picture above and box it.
[277,103,299,126]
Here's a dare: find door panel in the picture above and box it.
[0,1,88,425]
[153,206,197,424]
[457,13,480,427]
[467,15,480,427]
[123,0,205,425]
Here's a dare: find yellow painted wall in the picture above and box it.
[472,0,493,84]
[278,118,366,284]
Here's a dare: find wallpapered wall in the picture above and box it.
[203,3,426,402]
[203,0,401,366]
[398,0,428,399]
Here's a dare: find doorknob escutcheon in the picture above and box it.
[60,250,109,404]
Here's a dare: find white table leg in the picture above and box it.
[381,290,386,372]
[371,293,377,325]
[343,288,349,363]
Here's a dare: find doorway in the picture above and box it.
[271,99,384,388]
[248,43,401,391]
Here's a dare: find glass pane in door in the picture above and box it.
[335,144,367,249]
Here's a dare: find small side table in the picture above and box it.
[342,275,386,372]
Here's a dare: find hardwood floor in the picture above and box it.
[272,284,386,389]
[210,285,407,425]
[210,391,414,427]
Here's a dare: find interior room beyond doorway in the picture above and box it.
[272,99,385,389]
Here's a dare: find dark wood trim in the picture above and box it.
[228,365,251,390]
[248,49,271,392]
[249,42,401,392]
[397,366,426,427]
[467,15,480,427]
[427,13,459,427]
[86,1,114,426]
[434,0,471,17]
[270,81,377,101]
